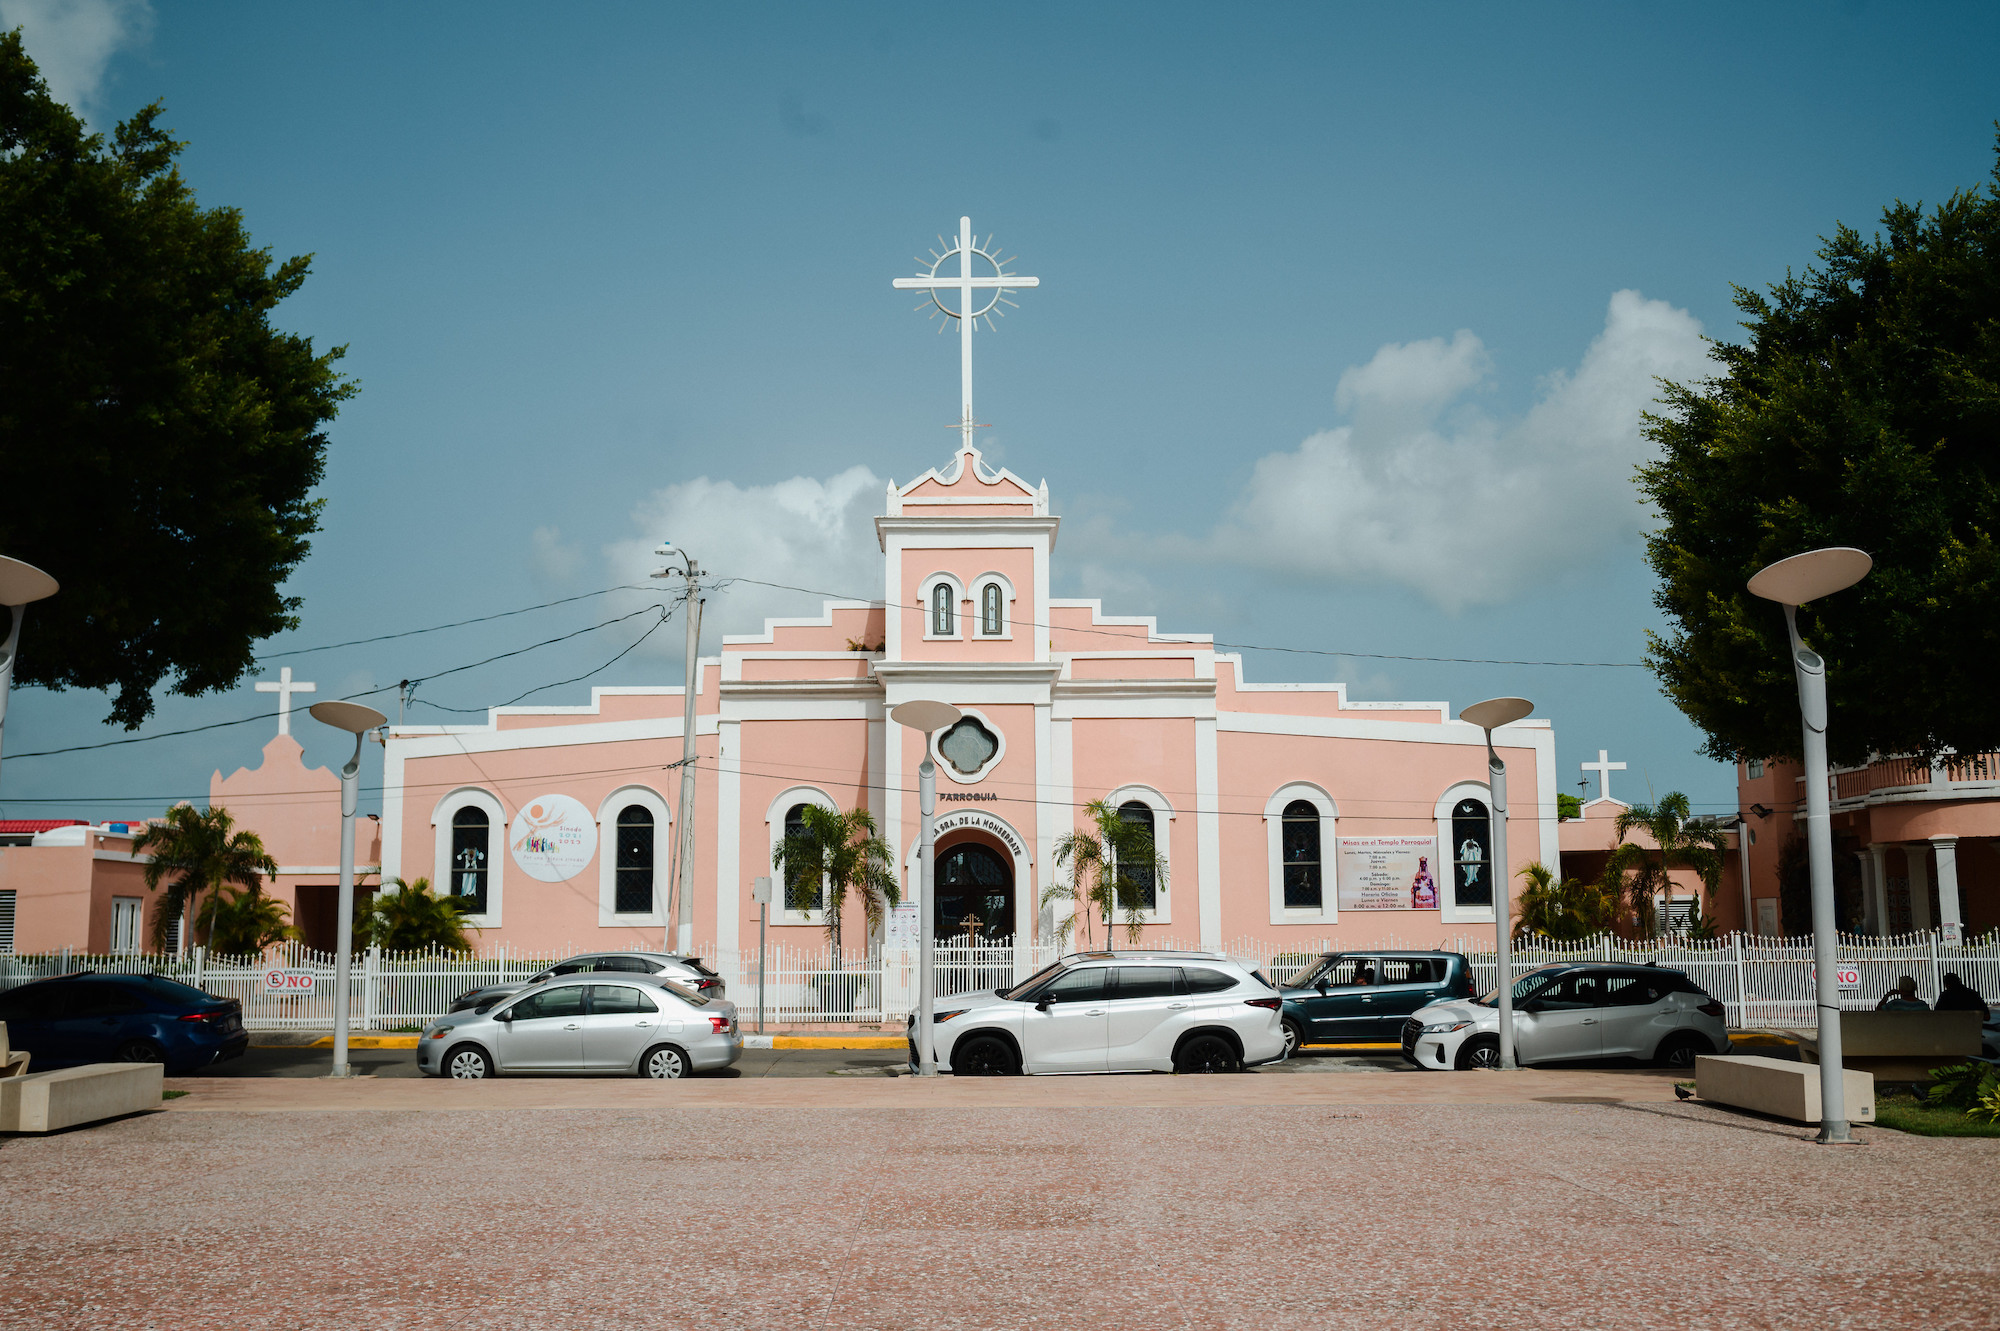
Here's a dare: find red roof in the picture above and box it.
[0,819,89,834]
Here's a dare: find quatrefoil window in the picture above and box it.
[938,717,1000,778]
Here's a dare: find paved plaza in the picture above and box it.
[2,1069,1995,1330]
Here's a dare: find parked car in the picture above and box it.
[0,972,248,1076]
[909,951,1287,1076]
[418,972,740,1079]
[1402,962,1732,1070]
[1277,950,1476,1055]
[447,951,723,1013]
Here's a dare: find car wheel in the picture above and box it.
[1656,1033,1707,1069]
[952,1035,1017,1076]
[641,1044,690,1079]
[1454,1035,1501,1070]
[1281,1020,1305,1060]
[1174,1034,1239,1074]
[114,1039,164,1065]
[444,1045,493,1079]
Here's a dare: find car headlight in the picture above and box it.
[1421,1021,1472,1034]
[933,1009,967,1023]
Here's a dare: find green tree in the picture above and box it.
[202,887,300,957]
[354,878,473,954]
[1557,793,1584,821]
[1512,862,1614,942]
[1599,793,1728,937]
[1042,799,1169,949]
[131,804,277,951]
[0,33,355,728]
[1638,134,2000,767]
[771,805,898,960]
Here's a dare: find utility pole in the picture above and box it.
[655,545,703,955]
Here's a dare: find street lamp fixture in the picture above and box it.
[891,699,962,1077]
[309,699,389,1079]
[0,555,60,795]
[1458,696,1534,1071]
[1748,546,1870,1145]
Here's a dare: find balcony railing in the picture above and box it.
[1818,750,2000,807]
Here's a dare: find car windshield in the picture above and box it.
[1281,957,1332,989]
[1474,967,1564,1007]
[1000,961,1068,1002]
[658,980,710,1006]
[677,957,719,978]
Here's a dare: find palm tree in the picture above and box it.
[1600,792,1728,938]
[203,887,301,956]
[355,878,474,954]
[132,804,278,952]
[1043,799,1168,949]
[1512,862,1615,942]
[771,805,898,961]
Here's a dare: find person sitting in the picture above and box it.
[1933,971,1991,1020]
[1875,975,1929,1011]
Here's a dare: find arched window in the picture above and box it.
[781,802,823,913]
[1451,798,1492,908]
[931,582,955,636]
[450,807,490,914]
[981,583,1003,635]
[614,805,654,914]
[1281,799,1322,909]
[1116,800,1158,911]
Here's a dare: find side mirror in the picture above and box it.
[531,972,552,984]
[495,1010,514,1023]
[1035,995,1055,1012]
[1315,981,1329,996]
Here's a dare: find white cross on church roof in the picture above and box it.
[1581,749,1626,804]
[255,665,316,737]
[891,216,1039,452]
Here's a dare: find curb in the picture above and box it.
[743,1035,906,1050]
[298,1036,420,1050]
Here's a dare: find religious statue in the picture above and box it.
[1458,839,1485,889]
[1409,856,1438,910]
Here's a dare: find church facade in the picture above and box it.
[378,445,1557,959]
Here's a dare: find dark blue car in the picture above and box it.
[1277,950,1477,1056]
[0,973,248,1075]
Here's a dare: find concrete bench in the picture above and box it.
[0,1063,164,1133]
[0,1023,29,1078]
[1695,1054,1874,1125]
[1797,1010,1982,1082]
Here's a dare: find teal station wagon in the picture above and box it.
[1277,950,1477,1055]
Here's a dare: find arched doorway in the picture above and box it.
[934,839,1013,943]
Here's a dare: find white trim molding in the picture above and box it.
[765,786,838,925]
[594,784,671,928]
[1264,782,1338,927]
[918,572,966,641]
[431,786,505,928]
[1435,781,1497,925]
[932,708,1007,786]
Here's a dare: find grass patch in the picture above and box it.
[161,1090,188,1101]
[1873,1093,2000,1138]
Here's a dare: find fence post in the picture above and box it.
[1927,929,1942,1004]
[1732,932,1746,1029]
[363,945,380,1031]
[192,945,206,992]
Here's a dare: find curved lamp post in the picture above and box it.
[0,556,60,795]
[1459,696,1534,1071]
[890,699,962,1077]
[309,699,389,1079]
[1748,546,1870,1145]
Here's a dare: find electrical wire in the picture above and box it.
[254,585,654,661]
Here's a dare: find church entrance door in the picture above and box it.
[934,841,1013,943]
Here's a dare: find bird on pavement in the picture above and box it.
[1674,1084,1694,1101]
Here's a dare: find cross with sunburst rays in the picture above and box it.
[892,216,1040,451]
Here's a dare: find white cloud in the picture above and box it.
[527,525,583,587]
[604,465,887,649]
[1211,290,1710,612]
[1,0,151,116]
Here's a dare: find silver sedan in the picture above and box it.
[417,973,741,1079]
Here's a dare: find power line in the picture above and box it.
[409,605,675,714]
[254,584,652,661]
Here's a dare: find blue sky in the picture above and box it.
[3,1,1997,821]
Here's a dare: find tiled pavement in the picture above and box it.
[2,1072,1993,1330]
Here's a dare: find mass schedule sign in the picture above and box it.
[1336,837,1443,911]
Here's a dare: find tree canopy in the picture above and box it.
[1638,135,2000,766]
[131,803,277,951]
[0,32,354,727]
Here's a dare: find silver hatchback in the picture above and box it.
[418,973,741,1079]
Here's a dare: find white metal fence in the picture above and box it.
[2,931,1993,1031]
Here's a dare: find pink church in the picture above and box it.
[377,444,1557,960]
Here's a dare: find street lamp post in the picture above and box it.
[0,556,60,795]
[309,699,389,1079]
[1748,546,1871,1145]
[1459,696,1534,1071]
[891,699,962,1077]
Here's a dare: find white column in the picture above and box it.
[1867,843,1890,937]
[715,717,741,966]
[1931,836,1963,943]
[1194,715,1222,950]
[1906,843,1932,933]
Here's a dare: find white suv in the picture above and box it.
[911,951,1287,1075]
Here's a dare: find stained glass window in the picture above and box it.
[1281,799,1321,909]
[981,583,1003,635]
[1117,801,1158,911]
[451,806,490,914]
[931,582,954,636]
[614,805,653,914]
